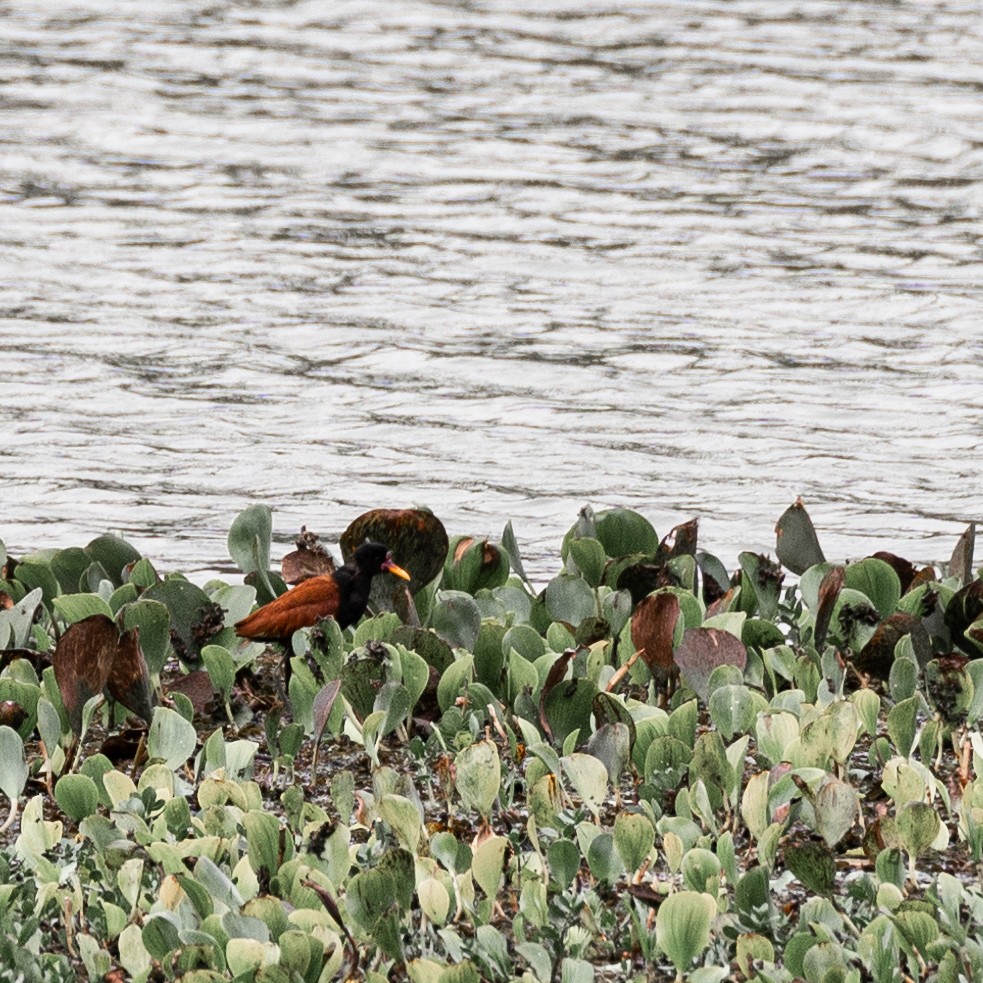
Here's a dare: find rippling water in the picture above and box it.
[2,0,980,579]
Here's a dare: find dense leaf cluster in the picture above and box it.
[0,506,980,983]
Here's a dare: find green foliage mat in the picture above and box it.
[0,506,980,983]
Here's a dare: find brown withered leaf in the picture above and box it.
[616,562,674,606]
[944,579,983,657]
[54,614,155,734]
[165,670,216,717]
[630,592,680,675]
[281,526,336,584]
[654,518,699,565]
[675,627,747,703]
[869,552,919,596]
[853,612,931,680]
[814,566,844,651]
[950,523,976,586]
[107,627,154,725]
[0,701,26,730]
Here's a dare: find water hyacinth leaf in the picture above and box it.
[738,552,784,620]
[148,706,198,770]
[814,779,859,848]
[501,520,529,584]
[0,588,44,648]
[613,812,655,873]
[594,507,658,558]
[561,752,609,820]
[455,740,500,819]
[120,599,171,676]
[142,578,217,663]
[444,537,511,595]
[227,505,272,578]
[280,529,335,585]
[342,508,448,592]
[676,627,747,703]
[0,726,27,804]
[85,534,142,588]
[393,625,454,674]
[543,677,596,746]
[54,774,100,822]
[852,688,881,737]
[775,499,825,575]
[379,794,423,854]
[708,684,765,742]
[436,654,474,713]
[568,537,606,588]
[243,809,282,882]
[897,801,941,859]
[545,574,595,627]
[14,560,59,609]
[587,722,631,784]
[785,840,836,896]
[630,592,679,675]
[812,566,844,651]
[887,696,919,759]
[472,834,507,898]
[49,548,92,595]
[587,831,623,885]
[432,592,481,651]
[54,614,153,733]
[656,891,716,977]
[681,848,721,894]
[844,558,901,620]
[52,592,114,626]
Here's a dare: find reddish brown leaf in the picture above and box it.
[107,627,154,725]
[54,614,155,734]
[869,552,919,595]
[814,566,844,651]
[674,627,747,702]
[281,527,336,584]
[630,593,680,675]
[165,671,215,716]
[853,613,930,679]
[654,518,699,565]
[54,615,121,734]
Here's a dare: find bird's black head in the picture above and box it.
[353,542,411,581]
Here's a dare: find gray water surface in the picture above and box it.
[2,0,981,578]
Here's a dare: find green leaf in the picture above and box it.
[656,891,716,976]
[595,508,658,558]
[897,801,941,859]
[147,707,198,770]
[775,500,825,575]
[227,505,273,577]
[844,558,901,619]
[0,587,44,648]
[455,740,500,818]
[613,813,655,873]
[545,575,595,627]
[561,752,608,820]
[243,809,282,881]
[472,834,507,898]
[814,779,859,848]
[54,774,100,822]
[432,592,481,651]
[887,696,919,759]
[568,538,606,588]
[52,593,114,626]
[85,534,142,588]
[0,726,27,803]
[120,599,171,676]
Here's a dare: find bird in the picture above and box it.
[235,542,411,685]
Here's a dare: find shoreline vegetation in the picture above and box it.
[0,501,980,983]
